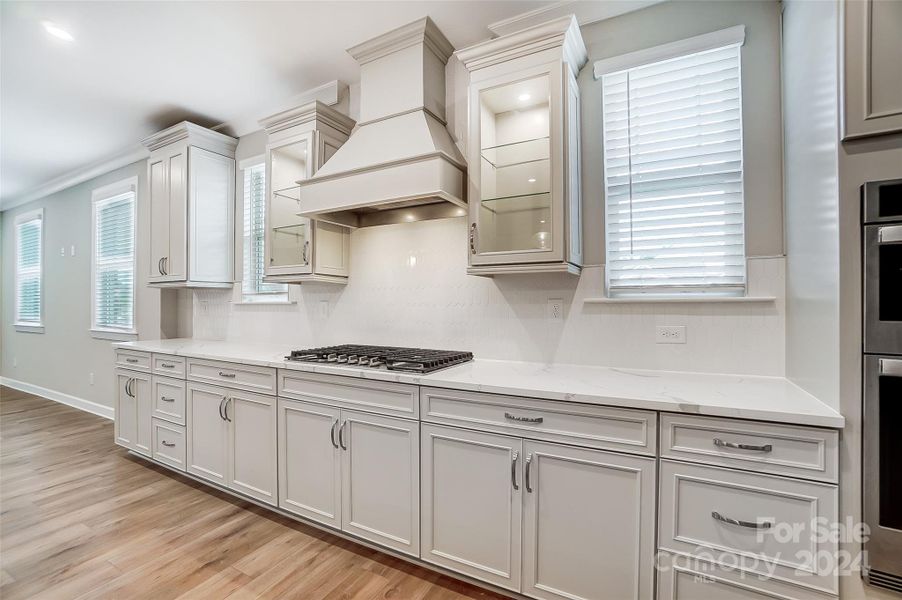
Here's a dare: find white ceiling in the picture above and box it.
[0,0,555,208]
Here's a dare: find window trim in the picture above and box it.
[14,208,44,332]
[597,27,748,299]
[90,177,138,339]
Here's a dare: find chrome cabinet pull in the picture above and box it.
[218,371,236,378]
[505,412,544,424]
[338,420,348,450]
[218,396,227,421]
[713,438,772,453]
[162,257,168,275]
[330,420,339,449]
[160,362,176,368]
[158,257,165,275]
[125,357,139,363]
[712,511,772,530]
[161,396,175,403]
[224,397,232,422]
[125,378,133,397]
[880,358,902,377]
[161,440,176,448]
[511,451,520,490]
[525,453,533,493]
[302,240,310,265]
[469,223,478,255]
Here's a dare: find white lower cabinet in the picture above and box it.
[115,368,152,457]
[421,424,522,591]
[522,440,656,600]
[152,418,186,471]
[278,399,420,556]
[186,382,277,504]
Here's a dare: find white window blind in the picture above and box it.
[243,164,287,300]
[601,42,746,296]
[15,211,43,326]
[93,188,135,332]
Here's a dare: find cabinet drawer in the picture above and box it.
[116,349,151,372]
[656,551,836,600]
[152,376,186,425]
[659,460,838,595]
[187,358,276,395]
[661,414,838,483]
[153,354,186,378]
[278,370,419,420]
[420,387,656,455]
[152,418,186,471]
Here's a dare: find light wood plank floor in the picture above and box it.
[0,386,508,600]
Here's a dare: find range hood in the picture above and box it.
[296,17,467,228]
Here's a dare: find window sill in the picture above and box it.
[234,300,296,306]
[14,323,44,334]
[584,296,777,305]
[90,329,138,341]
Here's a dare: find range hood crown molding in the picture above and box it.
[348,16,454,66]
[259,100,355,137]
[456,14,587,74]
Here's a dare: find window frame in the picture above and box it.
[595,26,748,299]
[90,177,138,341]
[239,158,289,304]
[14,208,44,333]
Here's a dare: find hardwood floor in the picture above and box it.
[0,386,508,600]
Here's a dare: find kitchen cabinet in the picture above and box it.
[259,102,355,283]
[843,0,902,139]
[186,382,277,504]
[143,122,237,288]
[114,368,152,457]
[458,16,586,276]
[278,398,420,556]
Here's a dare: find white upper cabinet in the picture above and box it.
[843,0,902,139]
[144,122,237,288]
[458,16,587,276]
[259,101,355,284]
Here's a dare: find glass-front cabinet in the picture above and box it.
[259,102,356,284]
[459,16,587,275]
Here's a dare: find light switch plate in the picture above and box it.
[656,326,687,344]
[546,298,564,321]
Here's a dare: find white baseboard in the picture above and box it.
[0,377,114,420]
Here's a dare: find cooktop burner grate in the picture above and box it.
[286,344,473,374]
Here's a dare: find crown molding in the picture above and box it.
[259,100,356,137]
[348,16,455,65]
[141,121,238,154]
[0,144,149,212]
[488,0,666,37]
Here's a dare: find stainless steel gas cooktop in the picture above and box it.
[286,344,473,374]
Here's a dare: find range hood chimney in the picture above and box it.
[296,17,467,228]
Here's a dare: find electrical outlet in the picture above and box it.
[546,298,564,321]
[70,245,76,257]
[60,246,66,257]
[656,326,686,344]
[89,372,95,385]
[12,357,17,368]
[318,300,330,319]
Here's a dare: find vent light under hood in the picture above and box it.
[296,17,467,228]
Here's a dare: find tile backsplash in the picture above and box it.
[192,217,786,376]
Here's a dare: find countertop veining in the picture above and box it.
[115,339,845,429]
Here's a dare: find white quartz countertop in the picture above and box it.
[115,339,845,429]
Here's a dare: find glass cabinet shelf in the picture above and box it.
[273,185,300,202]
[480,137,550,168]
[272,223,307,238]
[480,191,551,214]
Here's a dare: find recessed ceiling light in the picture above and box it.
[518,93,531,102]
[42,21,74,42]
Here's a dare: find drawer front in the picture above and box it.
[153,354,186,378]
[152,418,186,471]
[116,349,151,372]
[421,387,656,455]
[661,414,838,483]
[659,460,838,595]
[656,551,836,600]
[187,358,276,395]
[278,370,419,420]
[152,376,186,425]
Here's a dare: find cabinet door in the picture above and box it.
[133,373,153,457]
[149,148,187,282]
[148,156,169,282]
[188,146,233,283]
[278,399,341,527]
[468,62,566,267]
[228,389,277,505]
[115,371,137,449]
[166,149,187,280]
[521,441,655,600]
[421,424,522,591]
[340,410,419,556]
[265,134,314,277]
[186,383,230,487]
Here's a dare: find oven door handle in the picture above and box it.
[877,225,902,244]
[880,358,902,377]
